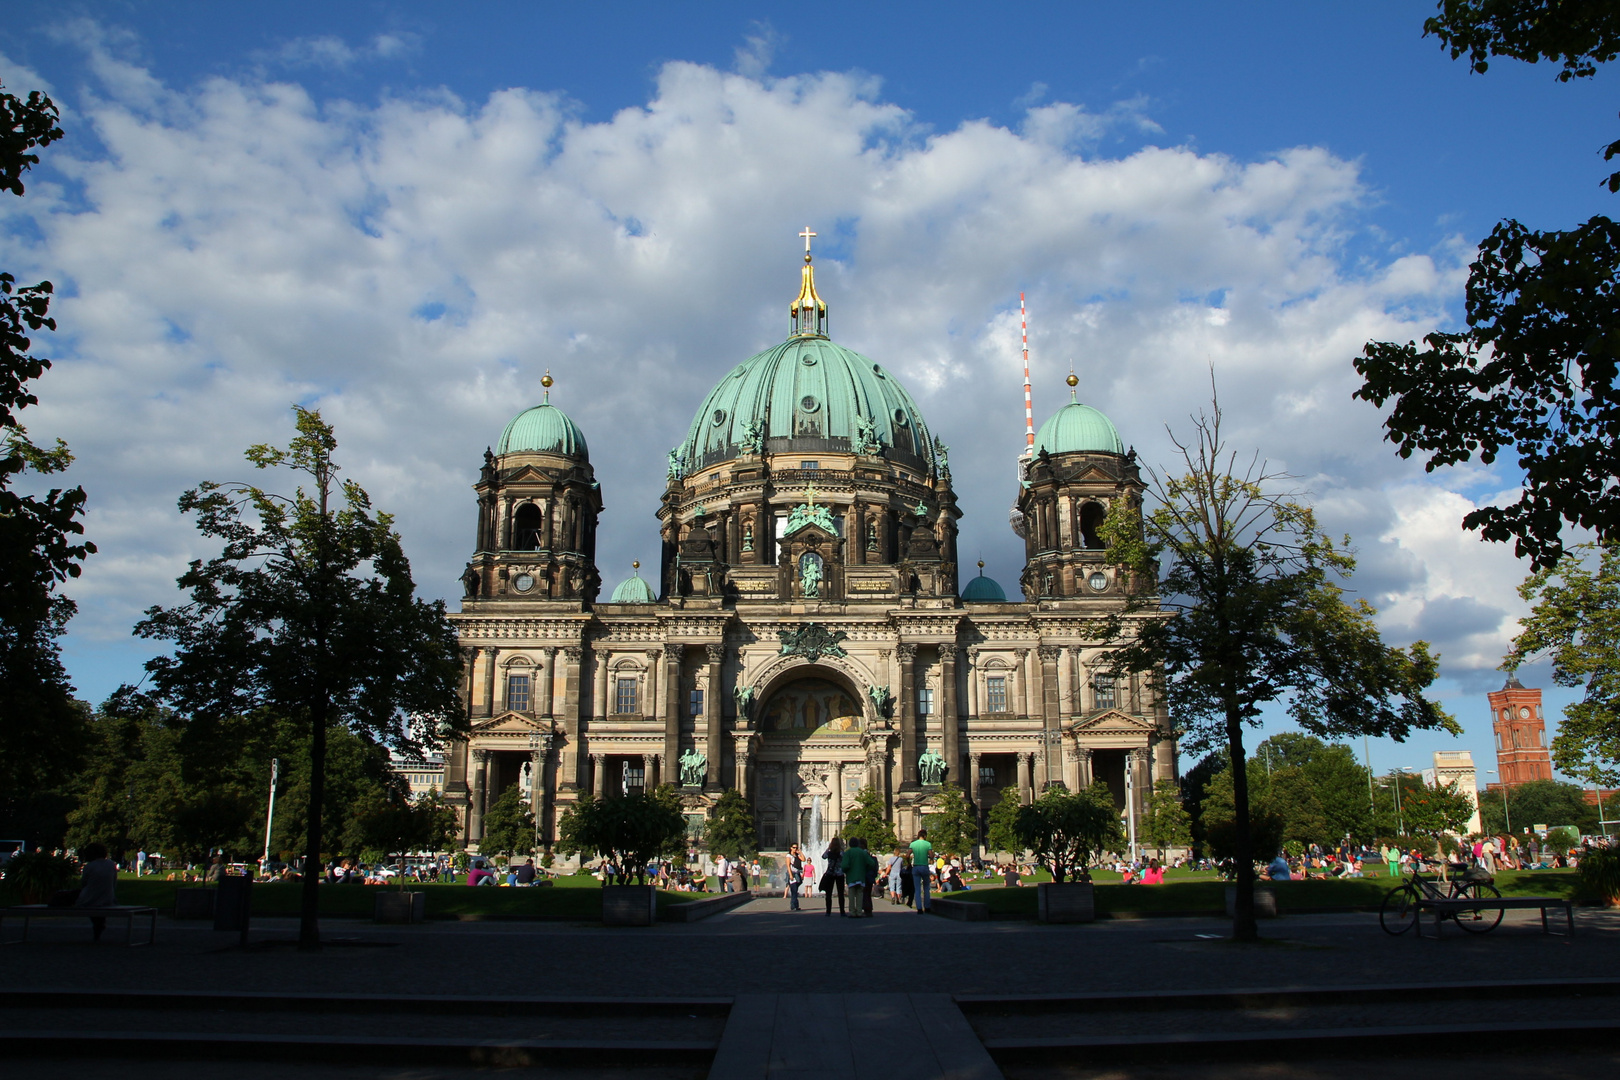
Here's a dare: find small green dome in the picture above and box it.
[1034,400,1124,456]
[497,402,588,459]
[609,565,656,603]
[960,569,1006,602]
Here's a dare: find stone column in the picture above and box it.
[1038,646,1062,789]
[897,644,919,789]
[830,761,845,834]
[866,747,888,815]
[642,753,656,790]
[969,751,983,809]
[560,646,583,790]
[1017,751,1033,806]
[852,501,866,566]
[660,643,680,771]
[591,753,607,798]
[939,644,960,785]
[592,647,609,719]
[1013,649,1030,718]
[537,648,555,718]
[1078,746,1094,789]
[470,749,490,840]
[756,496,771,565]
[1057,647,1074,716]
[481,647,498,718]
[734,736,752,801]
[727,509,741,565]
[967,648,980,717]
[496,495,510,550]
[704,644,725,789]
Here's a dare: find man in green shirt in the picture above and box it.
[843,838,878,918]
[909,829,934,914]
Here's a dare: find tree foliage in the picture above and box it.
[1014,783,1124,883]
[1141,786,1193,855]
[1506,542,1620,784]
[1479,778,1600,834]
[705,788,758,862]
[475,786,535,859]
[558,787,687,881]
[1356,2,1620,569]
[840,785,898,854]
[984,785,1025,859]
[0,78,94,797]
[1255,733,1376,842]
[135,408,463,946]
[922,781,977,856]
[1102,394,1452,939]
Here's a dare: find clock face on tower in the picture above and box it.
[1519,706,1531,719]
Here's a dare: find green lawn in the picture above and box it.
[112,877,706,920]
[942,868,1586,919]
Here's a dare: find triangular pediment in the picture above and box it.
[471,712,548,736]
[1069,709,1155,735]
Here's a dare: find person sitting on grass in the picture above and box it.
[1141,859,1164,884]
[1001,864,1021,887]
[1267,853,1292,881]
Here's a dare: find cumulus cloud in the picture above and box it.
[733,22,784,79]
[2,35,1513,722]
[262,32,422,70]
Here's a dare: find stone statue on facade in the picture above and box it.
[734,684,755,722]
[679,748,707,787]
[667,448,686,480]
[741,418,766,455]
[867,684,892,717]
[918,751,947,786]
[799,551,823,598]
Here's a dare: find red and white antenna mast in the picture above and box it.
[1021,292,1035,450]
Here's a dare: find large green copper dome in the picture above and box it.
[1034,400,1124,456]
[498,402,588,459]
[608,565,656,603]
[679,336,935,472]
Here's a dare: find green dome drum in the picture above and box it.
[498,402,589,459]
[1034,400,1124,457]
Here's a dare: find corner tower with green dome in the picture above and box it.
[657,234,961,606]
[1015,372,1145,600]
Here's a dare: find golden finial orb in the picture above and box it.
[977,560,985,570]
[632,560,640,570]
[1066,373,1078,388]
[541,369,553,389]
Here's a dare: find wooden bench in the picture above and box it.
[0,904,158,946]
[1413,895,1573,939]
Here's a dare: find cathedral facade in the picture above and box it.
[443,241,1177,857]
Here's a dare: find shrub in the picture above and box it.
[1577,841,1620,906]
[1014,783,1124,883]
[0,851,78,903]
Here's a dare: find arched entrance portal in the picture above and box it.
[751,667,875,853]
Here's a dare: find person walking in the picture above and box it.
[844,837,877,918]
[715,854,730,893]
[822,837,847,916]
[909,829,934,914]
[885,848,903,904]
[786,844,804,910]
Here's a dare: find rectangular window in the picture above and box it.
[800,460,820,471]
[918,686,934,717]
[615,677,639,714]
[623,760,645,792]
[986,676,1008,714]
[979,765,997,788]
[506,674,531,713]
[1094,675,1116,711]
[690,688,705,717]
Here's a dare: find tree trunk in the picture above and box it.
[298,714,327,950]
[1227,711,1258,942]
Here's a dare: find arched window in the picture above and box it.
[1080,502,1107,549]
[512,503,542,551]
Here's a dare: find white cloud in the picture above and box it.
[262,32,423,70]
[733,22,784,79]
[3,39,1519,709]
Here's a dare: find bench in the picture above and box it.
[0,904,158,946]
[1413,895,1573,939]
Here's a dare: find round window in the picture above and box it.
[514,574,535,593]
[873,364,886,379]
[801,352,818,366]
[894,408,909,427]
[1088,572,1108,592]
[711,409,727,426]
[800,395,819,412]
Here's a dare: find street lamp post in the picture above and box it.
[1487,769,1511,835]
[1393,767,1410,836]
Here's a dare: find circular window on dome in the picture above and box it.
[711,409,727,426]
[894,408,909,427]
[801,353,818,366]
[873,364,886,379]
[1088,572,1108,592]
[733,365,747,378]
[800,395,819,413]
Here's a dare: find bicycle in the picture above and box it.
[1379,863,1503,935]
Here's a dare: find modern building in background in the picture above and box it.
[1422,750,1482,835]
[441,237,1178,857]
[390,751,446,800]
[1488,676,1553,788]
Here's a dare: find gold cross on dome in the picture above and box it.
[799,226,816,254]
[804,482,818,507]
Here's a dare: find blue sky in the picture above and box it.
[4,2,1612,786]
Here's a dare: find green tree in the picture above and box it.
[704,788,758,862]
[1102,396,1453,940]
[840,785,898,853]
[135,408,464,947]
[476,786,535,858]
[1505,542,1620,784]
[1014,783,1124,883]
[557,788,687,883]
[984,785,1024,858]
[1199,767,1286,863]
[1254,734,1376,843]
[922,781,977,856]
[349,786,457,889]
[1479,778,1599,835]
[1398,779,1477,837]
[1141,786,1193,857]
[1354,2,1620,570]
[0,79,95,805]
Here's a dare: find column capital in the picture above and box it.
[563,646,584,663]
[590,751,606,764]
[664,642,685,662]
[968,751,981,765]
[896,643,918,663]
[1014,647,1031,662]
[706,643,726,664]
[482,646,498,658]
[1037,644,1063,662]
[473,748,491,764]
[1017,751,1033,765]
[938,643,959,663]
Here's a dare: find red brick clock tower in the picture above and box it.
[1488,676,1553,788]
